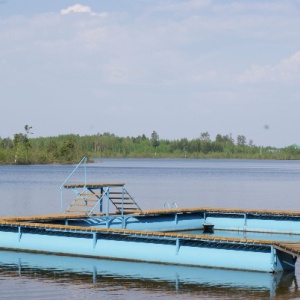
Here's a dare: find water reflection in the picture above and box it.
[0,250,299,299]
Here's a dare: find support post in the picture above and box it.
[93,232,97,248]
[93,266,97,283]
[18,226,22,242]
[106,187,110,217]
[18,258,22,276]
[176,238,180,255]
[244,213,247,230]
[175,213,178,224]
[121,187,125,215]
[100,187,103,213]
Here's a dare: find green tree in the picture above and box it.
[23,125,33,163]
[0,138,13,149]
[237,135,246,146]
[60,137,76,161]
[200,131,210,141]
[47,140,59,159]
[2,130,299,163]
[151,131,160,157]
[13,133,25,163]
[215,134,234,144]
[12,125,33,163]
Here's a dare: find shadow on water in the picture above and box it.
[0,250,299,299]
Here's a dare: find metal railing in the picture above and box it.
[60,156,87,213]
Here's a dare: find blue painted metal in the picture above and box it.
[3,224,300,273]
[60,156,87,212]
[63,209,300,236]
[80,214,202,231]
[0,224,290,272]
[105,186,110,218]
[122,187,143,213]
[64,183,143,216]
[205,212,300,234]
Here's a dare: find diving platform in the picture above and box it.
[63,183,143,216]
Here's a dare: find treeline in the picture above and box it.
[0,128,300,164]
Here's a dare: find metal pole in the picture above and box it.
[60,156,87,213]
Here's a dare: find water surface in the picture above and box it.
[0,158,300,299]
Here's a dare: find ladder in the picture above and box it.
[65,189,101,214]
[109,188,143,214]
[64,183,143,216]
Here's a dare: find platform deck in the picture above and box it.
[3,206,300,222]
[143,207,300,216]
[64,183,125,189]
[274,242,300,257]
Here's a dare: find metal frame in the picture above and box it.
[60,156,87,213]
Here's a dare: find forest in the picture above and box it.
[0,126,300,164]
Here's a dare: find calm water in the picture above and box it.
[1,158,300,299]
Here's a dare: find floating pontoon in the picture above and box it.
[1,157,300,273]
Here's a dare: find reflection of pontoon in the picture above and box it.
[0,250,297,299]
[1,157,300,273]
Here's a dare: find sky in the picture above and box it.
[0,0,300,147]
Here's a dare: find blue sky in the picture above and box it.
[1,0,300,147]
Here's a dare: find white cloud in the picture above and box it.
[60,4,109,17]
[239,51,300,84]
[60,4,92,15]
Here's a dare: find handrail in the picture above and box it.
[87,187,110,216]
[123,187,143,214]
[164,202,178,209]
[164,202,171,209]
[60,156,87,213]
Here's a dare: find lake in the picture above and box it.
[0,158,300,299]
